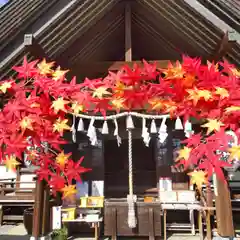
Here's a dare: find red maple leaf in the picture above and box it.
[49,174,66,195]
[121,64,144,85]
[142,60,158,79]
[64,157,91,184]
[79,77,103,89]
[12,56,38,79]
[3,100,27,120]
[123,90,147,109]
[182,133,202,147]
[93,98,112,117]
[36,167,50,182]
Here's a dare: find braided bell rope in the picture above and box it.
[127,129,137,228]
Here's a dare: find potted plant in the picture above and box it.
[23,208,33,235]
[50,227,68,240]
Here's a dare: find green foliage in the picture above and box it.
[50,226,68,240]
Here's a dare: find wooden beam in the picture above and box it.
[70,60,170,75]
[125,2,132,61]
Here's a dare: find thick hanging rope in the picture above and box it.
[77,111,169,120]
[127,129,137,228]
[128,129,133,196]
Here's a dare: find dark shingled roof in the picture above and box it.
[0,0,239,80]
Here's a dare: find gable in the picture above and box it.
[0,0,239,80]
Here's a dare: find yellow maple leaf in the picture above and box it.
[37,58,55,75]
[225,106,240,113]
[92,86,111,99]
[163,61,185,79]
[52,66,69,81]
[56,152,71,169]
[228,145,240,159]
[148,98,164,111]
[5,155,20,171]
[114,81,126,95]
[51,97,69,113]
[0,81,12,93]
[188,171,207,190]
[111,98,125,110]
[53,118,71,134]
[71,102,84,115]
[61,185,77,199]
[215,87,229,99]
[20,116,34,131]
[198,89,212,101]
[176,147,192,161]
[164,101,177,115]
[187,88,212,105]
[231,68,240,77]
[201,119,224,135]
[187,88,201,105]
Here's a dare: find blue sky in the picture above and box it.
[0,0,8,5]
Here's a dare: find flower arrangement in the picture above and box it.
[0,56,239,198]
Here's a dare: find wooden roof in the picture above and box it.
[0,0,239,80]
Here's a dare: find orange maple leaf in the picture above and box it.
[56,151,71,169]
[61,185,77,199]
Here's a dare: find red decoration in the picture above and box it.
[0,56,239,198]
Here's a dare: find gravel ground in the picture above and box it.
[0,224,239,240]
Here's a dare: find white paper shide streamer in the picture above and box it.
[142,118,150,147]
[184,119,193,138]
[150,119,157,133]
[77,118,84,132]
[175,117,183,130]
[126,115,134,129]
[71,115,76,143]
[158,117,168,143]
[87,118,98,146]
[102,121,109,135]
[113,118,121,147]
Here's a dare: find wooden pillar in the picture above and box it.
[42,184,50,235]
[206,182,213,240]
[215,177,234,237]
[125,2,132,62]
[32,179,44,238]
